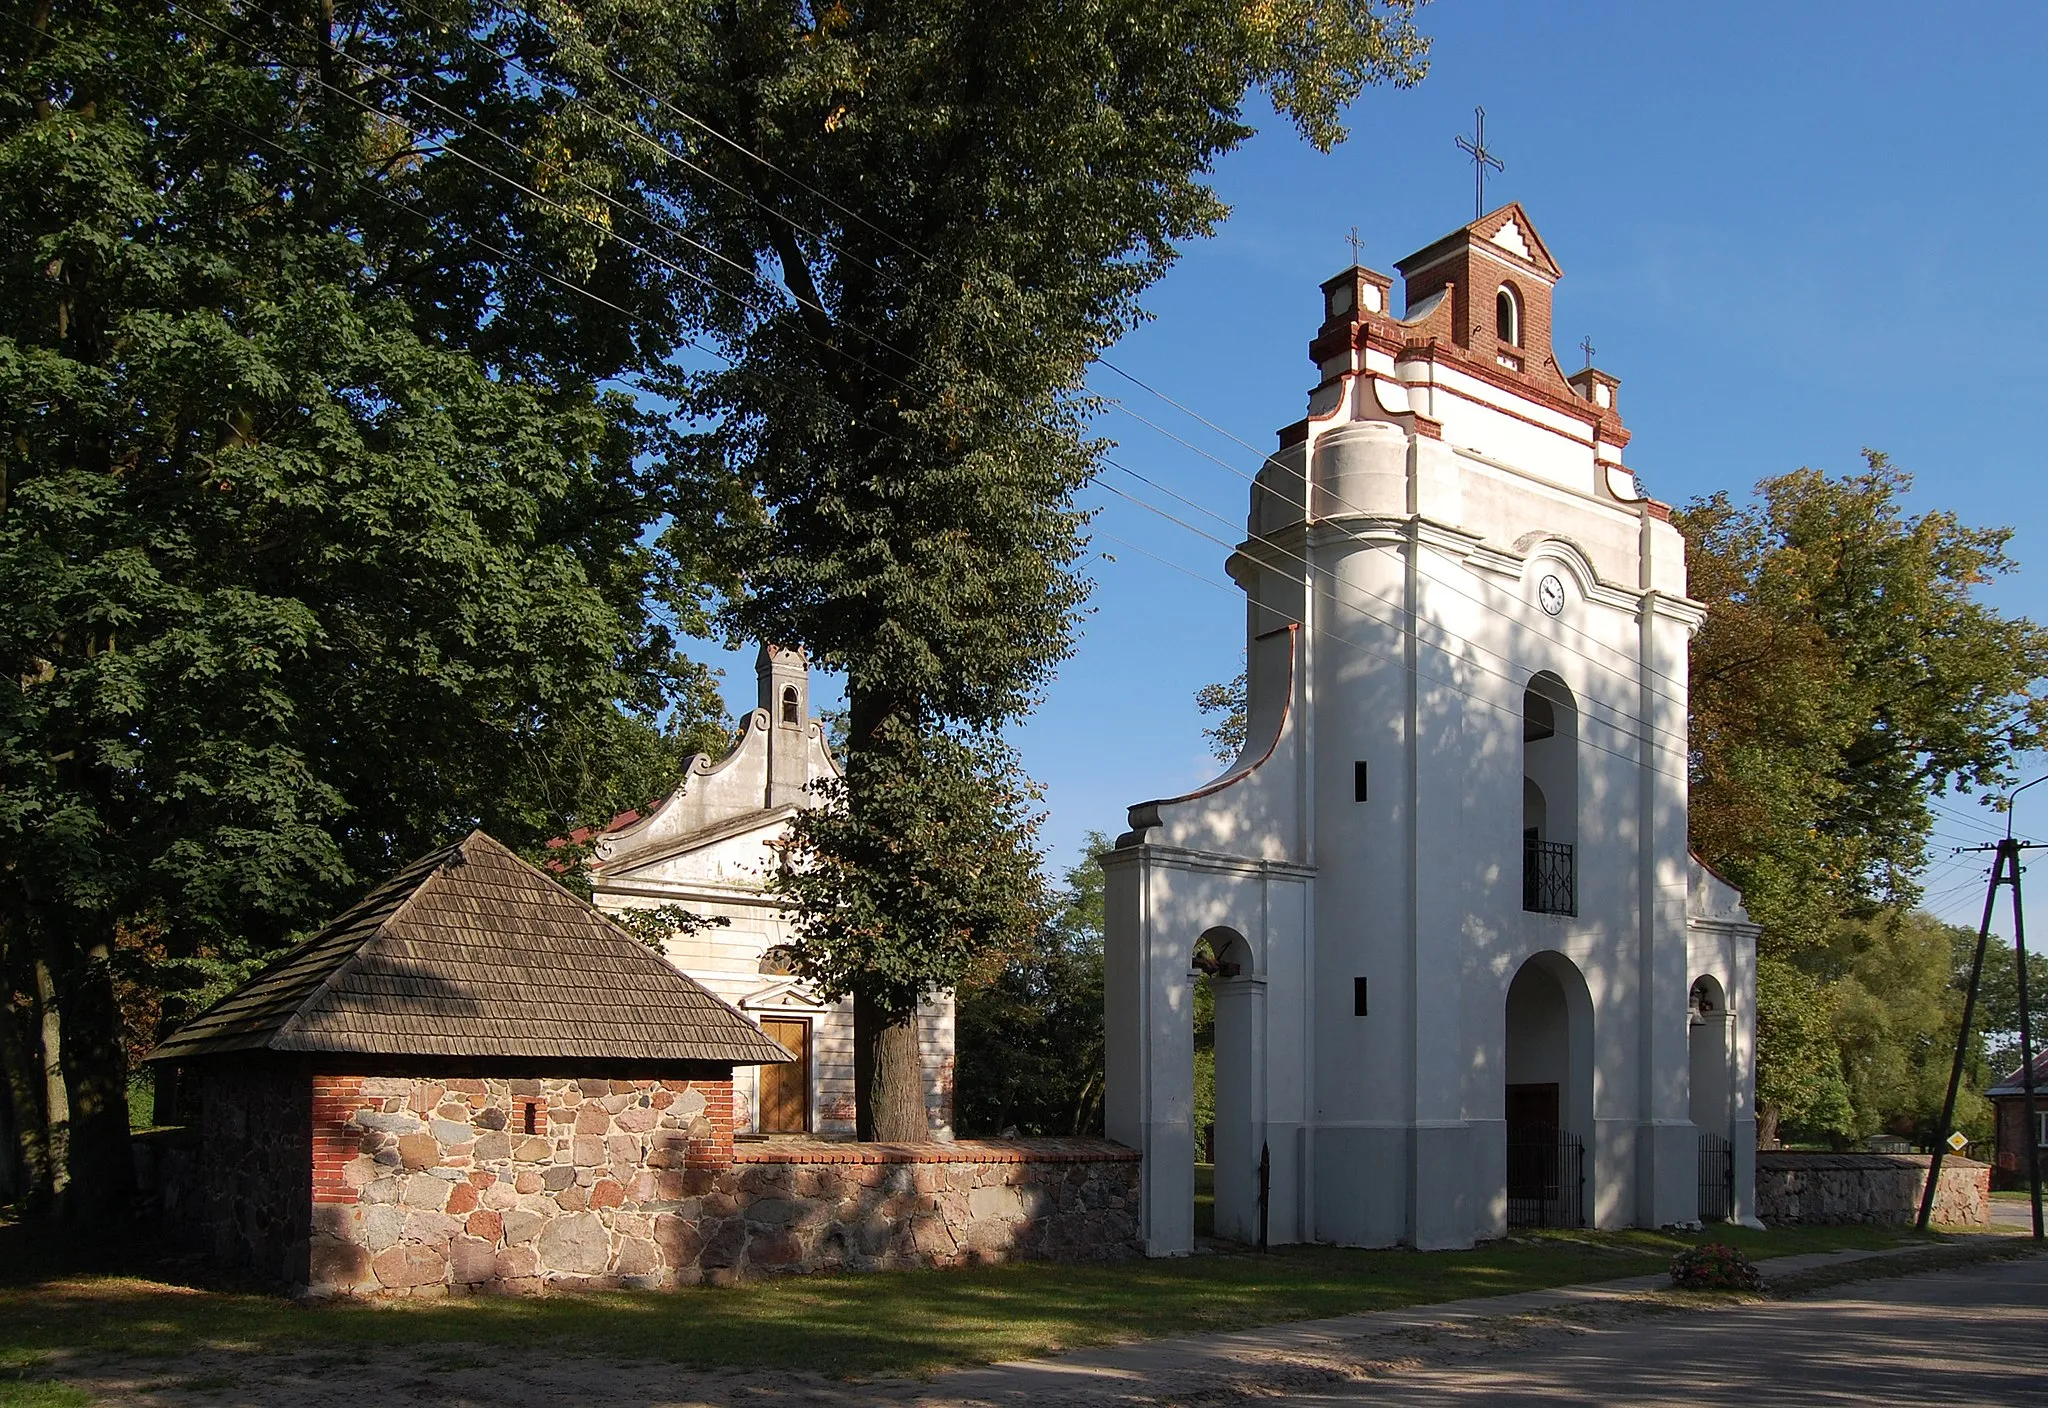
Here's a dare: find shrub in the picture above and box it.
[1669,1242,1766,1292]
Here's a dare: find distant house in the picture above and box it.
[1988,1051,2048,1189]
[583,645,956,1139]
[146,830,791,1295]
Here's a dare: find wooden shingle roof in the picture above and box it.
[149,831,792,1066]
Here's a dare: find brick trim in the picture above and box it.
[310,1074,366,1206]
[733,1138,1140,1166]
[684,1078,736,1167]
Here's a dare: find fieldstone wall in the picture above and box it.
[198,1064,314,1281]
[130,1125,204,1247]
[712,1138,1141,1276]
[1755,1152,1989,1227]
[300,1074,1140,1297]
[307,1073,734,1296]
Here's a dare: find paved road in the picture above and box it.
[1271,1254,2048,1407]
[1991,1194,2043,1231]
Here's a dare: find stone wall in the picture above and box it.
[130,1125,204,1247]
[713,1138,1141,1276]
[301,1073,1141,1296]
[307,1073,733,1295]
[199,1064,314,1281]
[1755,1152,1989,1227]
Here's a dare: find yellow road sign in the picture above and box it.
[1947,1131,1970,1153]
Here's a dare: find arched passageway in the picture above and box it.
[1691,975,1734,1221]
[1505,952,1594,1227]
[1194,927,1262,1244]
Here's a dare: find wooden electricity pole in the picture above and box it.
[1919,832,2044,1237]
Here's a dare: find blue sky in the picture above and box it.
[695,1,2048,928]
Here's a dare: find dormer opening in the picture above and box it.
[1496,284,1522,347]
[780,685,800,726]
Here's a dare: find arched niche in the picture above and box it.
[1522,672,1578,915]
[1689,974,1732,1138]
[1504,951,1595,1227]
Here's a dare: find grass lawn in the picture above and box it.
[0,1216,1933,1385]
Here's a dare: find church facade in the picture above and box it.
[1104,204,1761,1252]
[586,646,956,1140]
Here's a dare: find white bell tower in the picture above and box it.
[1104,204,1762,1252]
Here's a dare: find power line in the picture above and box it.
[1097,459,1699,758]
[1089,479,1695,775]
[480,2,1707,710]
[199,0,1708,764]
[167,4,2005,821]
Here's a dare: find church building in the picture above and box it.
[585,646,956,1140]
[1104,204,1761,1251]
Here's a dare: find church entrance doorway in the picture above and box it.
[758,1017,812,1134]
[1505,953,1593,1228]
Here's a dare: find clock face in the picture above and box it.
[1538,574,1565,617]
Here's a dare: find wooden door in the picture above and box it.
[758,1018,811,1134]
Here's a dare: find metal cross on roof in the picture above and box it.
[1455,106,1505,221]
[1580,335,1596,369]
[1347,226,1364,265]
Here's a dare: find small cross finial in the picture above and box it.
[1454,106,1505,221]
[1579,335,1596,369]
[1346,226,1364,266]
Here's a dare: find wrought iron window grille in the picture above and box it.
[1523,838,1576,916]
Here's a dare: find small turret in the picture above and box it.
[756,644,811,809]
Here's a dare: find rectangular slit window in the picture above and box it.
[1354,761,1369,802]
[1354,977,1369,1016]
[521,1100,538,1136]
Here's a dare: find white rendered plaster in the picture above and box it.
[590,648,957,1139]
[1106,218,1757,1252]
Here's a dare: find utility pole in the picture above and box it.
[1919,829,2045,1237]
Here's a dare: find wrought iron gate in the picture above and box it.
[1698,1132,1733,1222]
[1506,1125,1585,1228]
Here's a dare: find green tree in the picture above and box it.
[1821,908,1981,1142]
[558,0,1429,1137]
[954,832,1110,1137]
[1677,456,2048,1142]
[0,1,722,1217]
[1196,661,1250,764]
[1968,929,2048,1083]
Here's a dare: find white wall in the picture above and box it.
[1107,264,1759,1250]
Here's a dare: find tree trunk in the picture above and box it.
[32,954,69,1209]
[0,1004,50,1210]
[854,988,928,1142]
[1757,1103,1781,1151]
[58,934,135,1228]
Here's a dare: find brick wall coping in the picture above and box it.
[1758,1151,1986,1170]
[731,1137,1139,1165]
